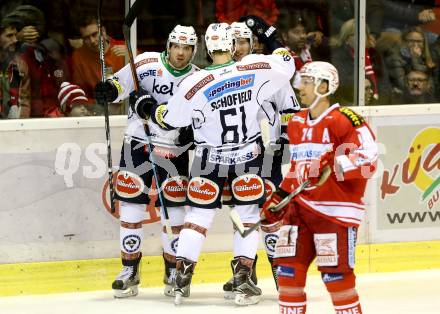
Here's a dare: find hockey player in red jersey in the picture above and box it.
[262,61,378,314]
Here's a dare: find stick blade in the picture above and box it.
[229,209,246,236]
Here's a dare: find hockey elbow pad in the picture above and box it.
[129,88,157,123]
[239,15,283,53]
[94,80,118,104]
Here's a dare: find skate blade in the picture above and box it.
[164,284,176,297]
[223,290,236,300]
[174,293,183,305]
[234,293,261,306]
[113,285,139,298]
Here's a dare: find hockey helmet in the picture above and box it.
[167,25,198,62]
[231,22,253,51]
[205,23,235,57]
[300,61,339,97]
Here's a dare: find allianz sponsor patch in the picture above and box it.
[321,273,344,283]
[204,74,255,101]
[276,265,295,278]
[236,62,271,71]
[339,107,365,127]
[185,74,214,100]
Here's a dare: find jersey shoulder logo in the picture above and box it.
[135,58,159,68]
[185,74,215,100]
[339,107,365,127]
[236,62,271,71]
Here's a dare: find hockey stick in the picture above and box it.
[97,0,116,213]
[230,165,332,238]
[123,0,173,240]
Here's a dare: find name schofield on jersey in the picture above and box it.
[210,90,252,111]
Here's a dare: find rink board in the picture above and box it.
[0,105,439,296]
[1,241,440,296]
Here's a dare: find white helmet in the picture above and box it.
[231,22,253,51]
[167,25,198,63]
[205,23,235,57]
[300,61,339,97]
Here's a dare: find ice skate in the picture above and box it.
[173,258,195,305]
[223,254,258,300]
[231,257,262,306]
[112,256,141,298]
[163,258,177,297]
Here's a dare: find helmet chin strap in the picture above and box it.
[308,79,331,111]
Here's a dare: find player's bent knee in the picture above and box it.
[119,202,146,224]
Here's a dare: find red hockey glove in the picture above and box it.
[261,188,290,224]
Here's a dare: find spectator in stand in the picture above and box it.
[391,65,436,104]
[277,11,313,89]
[277,0,331,61]
[365,76,380,105]
[71,14,127,109]
[331,19,391,106]
[57,81,91,117]
[325,0,384,45]
[216,0,279,24]
[0,13,30,119]
[384,26,436,94]
[7,5,71,118]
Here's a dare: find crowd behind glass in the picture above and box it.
[0,0,439,119]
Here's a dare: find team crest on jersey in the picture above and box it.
[115,171,145,198]
[231,174,264,202]
[187,177,219,205]
[236,62,271,71]
[135,58,159,68]
[185,74,215,100]
[204,74,255,101]
[162,176,188,203]
[339,107,365,126]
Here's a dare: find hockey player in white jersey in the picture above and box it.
[94,25,198,298]
[133,17,296,305]
[219,21,301,297]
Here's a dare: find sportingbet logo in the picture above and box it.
[204,74,255,101]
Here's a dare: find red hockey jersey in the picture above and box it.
[280,104,378,227]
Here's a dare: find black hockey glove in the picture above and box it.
[129,88,157,123]
[239,15,283,53]
[94,81,118,105]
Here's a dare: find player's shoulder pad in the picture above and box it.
[289,110,307,124]
[135,52,160,69]
[183,70,215,100]
[338,107,365,127]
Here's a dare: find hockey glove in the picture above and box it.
[261,188,290,224]
[94,81,118,105]
[239,15,283,53]
[129,88,157,123]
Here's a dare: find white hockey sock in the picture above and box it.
[261,222,281,259]
[120,225,143,255]
[175,206,216,262]
[161,206,185,259]
[232,204,260,258]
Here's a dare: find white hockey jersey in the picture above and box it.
[109,51,198,147]
[161,50,295,152]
